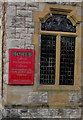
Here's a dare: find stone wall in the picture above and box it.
[1,108,81,118]
[0,2,2,109]
[1,1,82,119]
[3,2,40,105]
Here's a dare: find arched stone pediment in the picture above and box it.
[41,14,76,33]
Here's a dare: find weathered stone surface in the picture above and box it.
[8,2,26,6]
[16,33,20,39]
[25,22,34,28]
[25,17,32,22]
[20,33,27,39]
[17,10,32,17]
[6,6,16,16]
[7,39,20,48]
[3,63,8,74]
[68,92,81,104]
[6,16,15,27]
[18,40,26,47]
[80,22,83,26]
[27,2,39,7]
[49,92,68,104]
[6,16,25,27]
[24,34,32,41]
[2,109,20,118]
[3,74,8,84]
[15,17,25,27]
[1,108,81,118]
[28,28,34,34]
[0,3,2,18]
[28,92,48,104]
[17,6,27,10]
[0,110,2,119]
[16,28,27,33]
[39,3,45,11]
[6,27,16,38]
[28,7,38,11]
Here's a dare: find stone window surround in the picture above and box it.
[32,3,82,91]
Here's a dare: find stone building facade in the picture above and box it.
[0,1,83,119]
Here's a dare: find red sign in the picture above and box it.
[9,49,35,85]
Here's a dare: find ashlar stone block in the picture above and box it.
[17,10,32,17]
[25,22,34,28]
[6,6,16,16]
[28,92,48,104]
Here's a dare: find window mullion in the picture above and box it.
[56,34,61,85]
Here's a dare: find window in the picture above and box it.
[40,14,76,85]
[40,35,56,85]
[33,4,81,90]
[60,36,75,85]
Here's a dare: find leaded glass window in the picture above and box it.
[60,36,75,85]
[40,14,76,85]
[40,35,56,85]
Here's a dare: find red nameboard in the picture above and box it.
[9,49,35,85]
